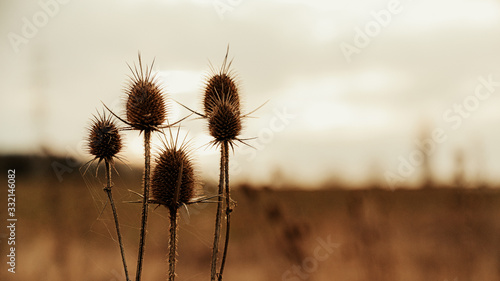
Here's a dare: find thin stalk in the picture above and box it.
[136,129,152,281]
[168,162,183,281]
[210,144,225,281]
[168,208,178,281]
[104,160,130,281]
[218,141,231,281]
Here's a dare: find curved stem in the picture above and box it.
[210,144,225,281]
[104,160,130,281]
[218,141,231,281]
[136,130,152,281]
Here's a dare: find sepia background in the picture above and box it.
[1,0,500,280]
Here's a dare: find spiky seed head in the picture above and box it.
[203,73,240,116]
[125,56,167,131]
[151,145,195,210]
[87,112,122,163]
[208,100,242,143]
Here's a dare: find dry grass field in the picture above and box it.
[1,157,500,281]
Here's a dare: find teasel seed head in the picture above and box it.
[208,100,242,144]
[151,136,196,211]
[125,54,167,131]
[203,46,240,117]
[203,73,240,116]
[87,111,123,164]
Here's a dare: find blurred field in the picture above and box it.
[1,156,500,281]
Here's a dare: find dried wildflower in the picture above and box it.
[171,47,259,281]
[202,48,244,150]
[151,139,196,211]
[208,100,242,144]
[203,47,242,281]
[203,72,240,117]
[102,53,171,281]
[124,55,167,131]
[87,111,122,164]
[85,110,129,281]
[151,131,197,281]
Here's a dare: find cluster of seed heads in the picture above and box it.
[203,57,242,146]
[85,50,247,281]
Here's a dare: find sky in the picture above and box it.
[2,0,500,188]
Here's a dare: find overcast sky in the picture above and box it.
[2,0,500,188]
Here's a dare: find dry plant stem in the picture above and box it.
[136,129,152,281]
[210,144,226,281]
[168,208,178,281]
[104,160,131,281]
[218,141,231,281]
[168,162,182,281]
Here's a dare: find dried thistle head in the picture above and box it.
[203,47,240,117]
[87,111,123,164]
[125,54,167,131]
[202,47,244,147]
[151,132,196,210]
[208,99,242,144]
[203,73,240,116]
